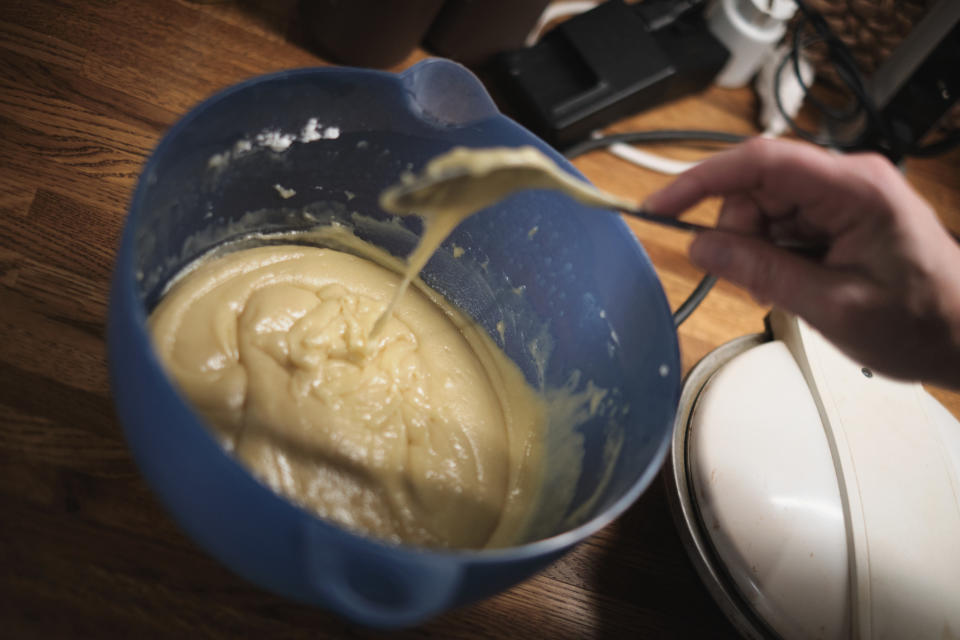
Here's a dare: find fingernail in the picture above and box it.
[689,233,729,272]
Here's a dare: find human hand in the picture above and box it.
[645,138,960,389]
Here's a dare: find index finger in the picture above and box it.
[643,138,843,217]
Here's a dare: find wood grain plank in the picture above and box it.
[1,188,121,279]
[183,0,304,45]
[0,19,86,69]
[905,148,960,234]
[0,288,109,393]
[0,442,193,554]
[0,0,103,53]
[0,114,148,188]
[78,1,324,117]
[0,47,179,135]
[0,180,34,218]
[0,145,132,213]
[0,247,108,329]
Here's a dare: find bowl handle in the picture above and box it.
[301,520,463,629]
[401,58,499,127]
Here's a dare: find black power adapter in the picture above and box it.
[487,0,729,149]
[858,1,960,160]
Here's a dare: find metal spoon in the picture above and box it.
[380,146,827,259]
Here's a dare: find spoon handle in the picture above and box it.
[623,208,715,233]
[623,208,829,260]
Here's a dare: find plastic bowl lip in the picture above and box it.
[118,63,681,564]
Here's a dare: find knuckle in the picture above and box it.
[849,152,897,180]
[741,136,772,159]
[743,250,781,302]
[823,279,877,328]
[681,171,709,200]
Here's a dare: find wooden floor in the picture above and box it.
[1,1,958,637]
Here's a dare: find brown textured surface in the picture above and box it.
[800,0,933,75]
[1,1,958,638]
[793,0,960,133]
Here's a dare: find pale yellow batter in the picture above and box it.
[149,243,545,549]
[148,146,618,549]
[372,145,633,336]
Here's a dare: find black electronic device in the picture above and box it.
[487,0,729,148]
[857,0,960,160]
[774,0,959,161]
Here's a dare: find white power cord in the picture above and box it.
[756,44,814,137]
[525,1,599,46]
[605,140,699,175]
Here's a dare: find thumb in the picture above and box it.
[690,231,840,318]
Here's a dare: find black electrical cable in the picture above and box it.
[774,37,859,149]
[790,35,859,124]
[777,0,958,157]
[671,274,718,327]
[563,130,748,326]
[774,30,887,151]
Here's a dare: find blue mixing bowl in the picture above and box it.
[108,59,681,629]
